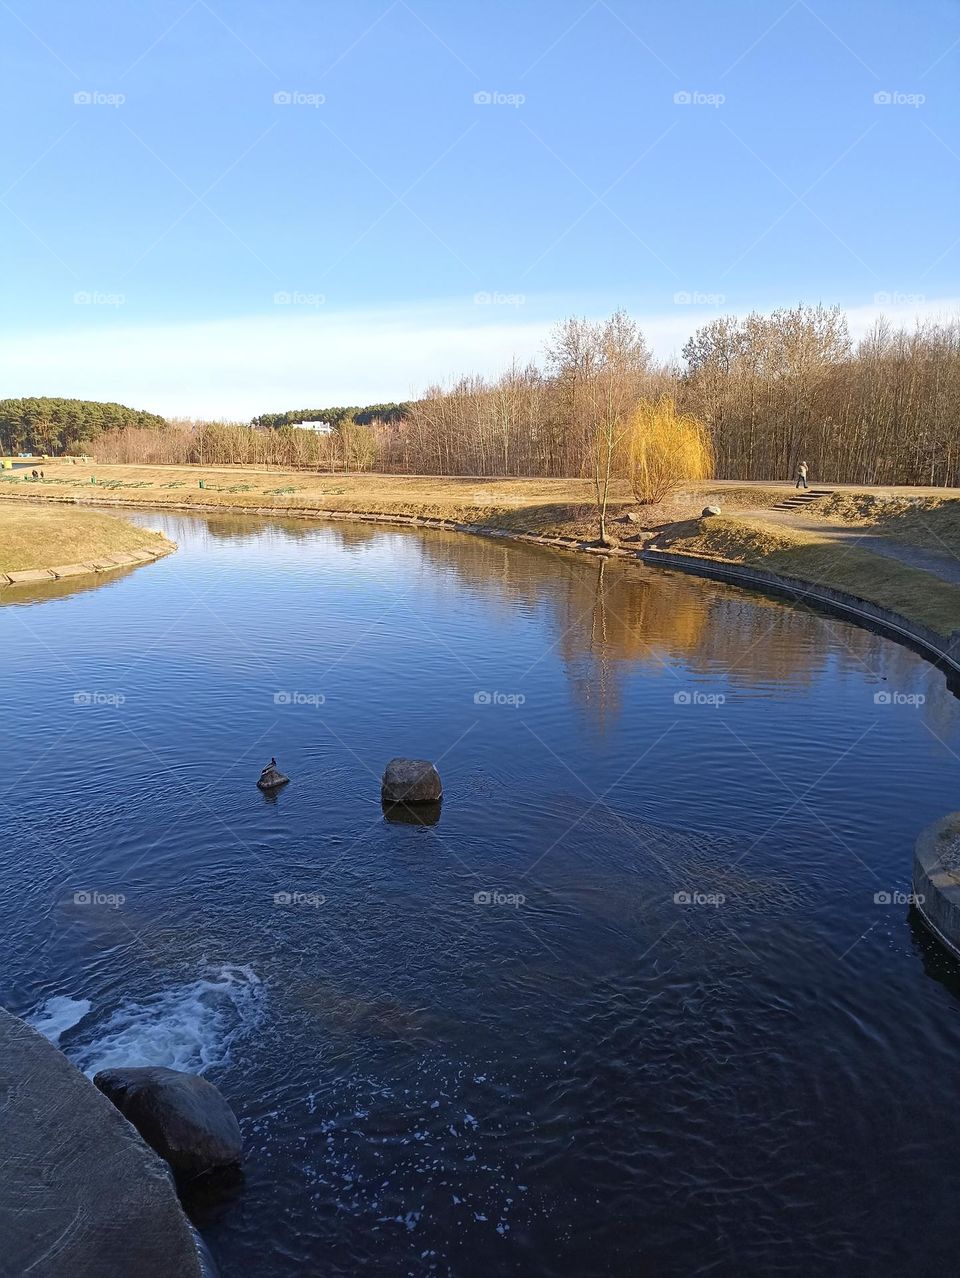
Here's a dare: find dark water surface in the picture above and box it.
[4,511,960,1277]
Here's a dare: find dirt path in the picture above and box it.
[759,508,960,586]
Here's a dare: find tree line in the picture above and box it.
[251,402,410,429]
[385,306,960,487]
[680,307,960,486]
[0,397,166,455]
[76,302,960,488]
[92,416,381,472]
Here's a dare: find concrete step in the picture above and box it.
[769,488,836,511]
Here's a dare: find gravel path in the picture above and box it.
[759,509,960,586]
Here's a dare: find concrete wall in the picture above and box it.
[913,814,960,959]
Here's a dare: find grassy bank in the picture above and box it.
[651,515,960,636]
[0,504,172,575]
[0,459,788,535]
[7,461,960,638]
[812,490,960,557]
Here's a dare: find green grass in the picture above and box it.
[0,505,172,574]
[654,515,960,636]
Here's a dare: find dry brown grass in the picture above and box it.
[0,503,170,573]
[814,490,960,558]
[0,461,786,539]
[651,514,960,635]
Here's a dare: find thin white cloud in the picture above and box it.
[0,304,555,419]
[1,294,957,420]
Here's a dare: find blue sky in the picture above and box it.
[1,0,958,417]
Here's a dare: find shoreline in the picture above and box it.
[2,490,959,681]
[0,532,176,587]
[0,1007,203,1276]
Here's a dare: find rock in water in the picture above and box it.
[94,1066,243,1175]
[701,505,722,517]
[257,760,289,790]
[381,758,443,804]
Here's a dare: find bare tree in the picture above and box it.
[548,310,649,540]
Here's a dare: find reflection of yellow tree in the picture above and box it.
[554,556,711,729]
[184,512,932,730]
[404,527,905,726]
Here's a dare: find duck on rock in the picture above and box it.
[257,757,289,791]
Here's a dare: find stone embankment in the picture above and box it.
[0,1008,204,1277]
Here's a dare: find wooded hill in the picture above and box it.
[0,397,167,455]
[251,403,410,429]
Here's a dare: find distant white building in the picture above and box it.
[297,420,334,434]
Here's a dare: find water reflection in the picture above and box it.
[392,521,955,728]
[382,799,442,826]
[122,510,959,739]
[0,564,142,607]
[9,507,960,1278]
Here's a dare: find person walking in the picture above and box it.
[796,460,809,490]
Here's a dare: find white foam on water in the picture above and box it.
[69,963,264,1077]
[28,995,93,1044]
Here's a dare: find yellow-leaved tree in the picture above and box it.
[626,396,714,505]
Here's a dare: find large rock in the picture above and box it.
[701,505,722,517]
[381,757,443,804]
[94,1066,242,1176]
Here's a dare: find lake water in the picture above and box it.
[4,510,960,1277]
